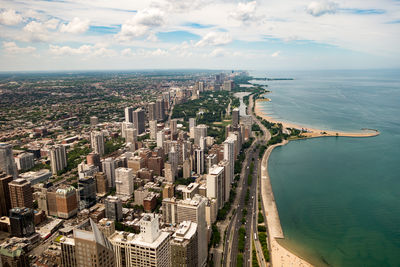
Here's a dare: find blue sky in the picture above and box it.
[0,0,399,71]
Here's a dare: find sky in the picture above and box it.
[0,0,399,71]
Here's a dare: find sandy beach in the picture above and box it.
[255,99,379,138]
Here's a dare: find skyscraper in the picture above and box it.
[194,125,207,146]
[50,145,67,175]
[0,172,12,217]
[170,119,178,137]
[90,116,99,126]
[170,221,199,267]
[157,131,165,148]
[15,152,34,171]
[105,196,123,221]
[224,137,235,183]
[8,178,33,209]
[55,186,78,219]
[101,158,115,188]
[133,108,145,134]
[232,107,240,127]
[149,120,158,139]
[109,213,171,267]
[148,102,157,121]
[125,127,137,144]
[207,165,225,209]
[194,149,204,175]
[91,131,105,156]
[0,143,18,178]
[115,167,134,196]
[125,107,134,123]
[9,207,35,237]
[78,177,96,209]
[94,172,107,195]
[156,98,165,121]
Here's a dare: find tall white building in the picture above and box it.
[149,120,158,140]
[91,131,105,156]
[156,131,165,148]
[194,125,207,146]
[125,128,137,144]
[102,158,115,188]
[121,122,134,139]
[194,149,204,175]
[189,118,196,139]
[115,167,133,196]
[133,108,145,134]
[109,213,171,267]
[49,145,67,175]
[125,107,134,123]
[207,165,225,209]
[15,152,34,171]
[0,143,18,178]
[224,137,235,183]
[170,119,177,136]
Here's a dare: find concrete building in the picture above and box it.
[126,128,138,144]
[232,107,240,127]
[170,119,178,137]
[127,156,145,174]
[156,131,165,148]
[148,102,157,121]
[164,163,175,183]
[78,177,96,209]
[0,143,18,178]
[182,183,199,200]
[224,137,235,183]
[98,218,115,237]
[101,158,115,188]
[149,120,158,139]
[109,213,171,267]
[91,131,105,156]
[125,107,134,123]
[189,118,196,138]
[15,152,34,171]
[148,156,163,176]
[115,167,134,196]
[207,166,225,209]
[194,149,204,175]
[121,121,134,139]
[56,186,78,219]
[8,178,33,209]
[0,239,30,267]
[90,116,99,126]
[94,172,108,195]
[9,207,35,237]
[183,158,191,179]
[170,221,198,267]
[49,145,67,175]
[78,162,99,179]
[105,196,123,221]
[86,152,101,169]
[194,125,207,146]
[162,183,174,199]
[60,236,76,267]
[19,169,51,185]
[223,80,233,91]
[156,98,165,121]
[0,172,12,217]
[133,108,146,134]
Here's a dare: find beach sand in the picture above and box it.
[255,100,379,138]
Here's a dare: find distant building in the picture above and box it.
[207,166,225,209]
[90,131,105,156]
[0,239,29,267]
[8,178,33,209]
[223,80,234,91]
[156,131,165,148]
[49,145,67,175]
[78,177,96,209]
[170,119,178,137]
[224,137,235,183]
[0,143,18,178]
[101,158,115,188]
[232,107,240,127]
[156,99,166,121]
[194,149,204,175]
[148,102,157,121]
[125,127,137,144]
[109,213,171,267]
[15,152,34,171]
[133,108,146,134]
[194,125,207,146]
[170,221,198,267]
[90,116,99,126]
[9,207,35,237]
[105,196,123,221]
[19,169,51,185]
[115,167,134,196]
[86,152,101,169]
[149,120,158,140]
[94,172,108,195]
[55,186,78,219]
[98,218,115,237]
[125,107,134,123]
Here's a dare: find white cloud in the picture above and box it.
[0,9,23,25]
[271,51,281,57]
[121,48,168,57]
[209,47,226,57]
[230,1,260,24]
[195,32,232,47]
[49,44,115,57]
[60,17,90,34]
[23,21,49,42]
[306,1,338,17]
[117,8,164,41]
[2,41,36,54]
[45,18,59,30]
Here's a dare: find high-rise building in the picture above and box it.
[8,178,33,209]
[162,195,208,267]
[0,240,29,267]
[164,163,175,183]
[50,145,67,175]
[189,118,196,138]
[125,128,137,144]
[69,218,115,267]
[127,156,145,174]
[90,116,99,126]
[194,149,204,175]
[170,221,199,267]
[232,107,240,127]
[56,186,78,219]
[121,121,134,139]
[86,152,101,169]
[224,137,235,183]
[149,120,158,140]
[98,218,115,237]
[170,119,178,137]
[183,158,191,179]
[91,131,105,156]
[223,80,233,91]
[109,213,171,267]
[194,125,207,146]
[218,160,231,203]
[60,236,76,267]
[207,166,225,209]
[156,99,165,121]
[78,162,99,179]
[0,143,18,178]
[94,172,108,195]
[9,207,35,237]
[14,152,34,171]
[162,183,174,199]
[0,172,12,217]
[133,108,146,134]
[148,102,157,121]
[105,196,123,221]
[125,107,134,123]
[156,131,165,148]
[78,177,96,209]
[115,167,134,196]
[101,158,115,188]
[148,156,164,176]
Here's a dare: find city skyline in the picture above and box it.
[0,0,399,71]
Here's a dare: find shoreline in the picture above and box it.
[255,99,380,138]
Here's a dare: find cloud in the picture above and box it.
[0,9,23,25]
[117,8,164,41]
[195,32,232,47]
[121,48,168,57]
[209,48,226,57]
[49,44,115,57]
[45,18,59,30]
[271,51,281,57]
[306,1,338,17]
[2,41,36,54]
[60,17,90,34]
[230,1,260,24]
[23,21,49,42]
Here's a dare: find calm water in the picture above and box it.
[252,70,400,266]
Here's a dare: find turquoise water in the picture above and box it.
[253,70,400,266]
